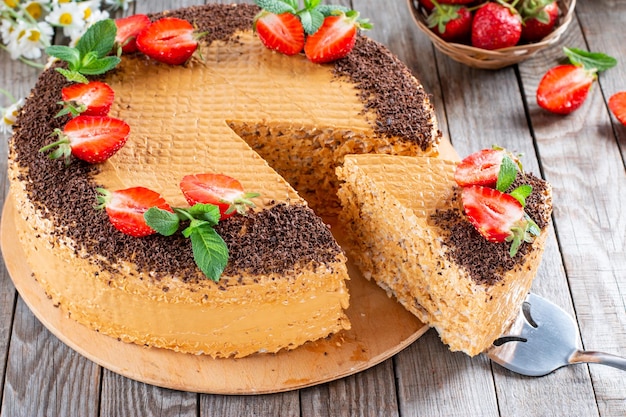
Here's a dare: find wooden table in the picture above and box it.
[1,0,624,415]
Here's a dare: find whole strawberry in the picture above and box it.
[426,1,473,43]
[471,2,522,50]
[520,0,559,43]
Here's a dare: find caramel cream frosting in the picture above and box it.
[8,4,441,357]
[337,155,552,356]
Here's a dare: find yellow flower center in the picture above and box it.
[16,29,27,40]
[25,3,43,20]
[3,115,14,126]
[4,0,18,9]
[59,12,73,26]
[28,30,41,42]
[58,0,71,3]
[83,7,92,20]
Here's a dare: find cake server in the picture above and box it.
[486,292,626,376]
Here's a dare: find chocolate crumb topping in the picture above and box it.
[431,173,551,285]
[10,3,439,284]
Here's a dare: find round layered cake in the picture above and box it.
[8,3,441,358]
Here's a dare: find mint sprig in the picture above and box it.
[564,47,617,73]
[495,155,518,192]
[144,204,229,282]
[46,19,121,83]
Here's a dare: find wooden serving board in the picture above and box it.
[1,198,429,395]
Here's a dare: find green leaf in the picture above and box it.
[316,5,350,17]
[509,184,533,207]
[564,47,618,72]
[189,224,229,281]
[80,56,122,75]
[76,19,117,59]
[46,45,80,68]
[299,8,325,35]
[495,155,518,192]
[186,203,221,225]
[255,0,297,14]
[144,207,180,236]
[55,68,89,84]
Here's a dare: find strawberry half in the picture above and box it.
[536,64,596,115]
[608,91,626,126]
[39,115,130,165]
[136,17,199,65]
[59,81,115,117]
[254,11,305,56]
[179,173,260,220]
[454,148,506,188]
[96,187,172,237]
[115,14,151,54]
[462,185,524,241]
[304,11,369,64]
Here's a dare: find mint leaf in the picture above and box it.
[316,4,350,16]
[80,56,122,75]
[46,45,81,68]
[564,47,618,72]
[299,8,325,35]
[144,207,180,236]
[255,0,297,14]
[77,19,117,59]
[189,224,229,282]
[303,0,322,9]
[496,155,518,192]
[54,68,89,83]
[509,184,533,207]
[186,203,221,225]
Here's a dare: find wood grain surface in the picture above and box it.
[0,0,624,416]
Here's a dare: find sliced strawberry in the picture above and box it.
[136,17,199,65]
[536,64,596,115]
[454,148,506,188]
[179,173,259,220]
[96,187,172,237]
[304,11,366,64]
[254,11,304,56]
[608,91,626,126]
[115,14,151,54]
[461,185,524,243]
[39,115,130,165]
[59,81,115,117]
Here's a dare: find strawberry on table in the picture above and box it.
[179,173,260,220]
[254,11,305,56]
[96,187,173,237]
[471,2,522,50]
[136,17,200,65]
[520,0,559,43]
[426,1,473,43]
[39,115,130,165]
[304,10,372,64]
[115,14,151,54]
[536,47,617,115]
[608,91,626,127]
[58,81,115,117]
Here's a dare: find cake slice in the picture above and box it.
[336,154,552,355]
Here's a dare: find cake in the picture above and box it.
[336,154,552,356]
[7,3,441,358]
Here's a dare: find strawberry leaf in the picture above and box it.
[495,155,518,192]
[144,207,180,236]
[255,0,297,14]
[564,47,618,72]
[188,222,229,282]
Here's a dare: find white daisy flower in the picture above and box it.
[14,21,54,59]
[23,1,49,21]
[103,0,133,12]
[80,1,108,25]
[2,0,19,10]
[1,98,25,135]
[45,1,85,38]
[1,18,16,45]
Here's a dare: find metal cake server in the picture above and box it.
[486,293,626,376]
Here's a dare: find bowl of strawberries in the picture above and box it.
[408,0,576,70]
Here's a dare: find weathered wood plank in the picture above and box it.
[518,1,626,415]
[201,391,299,417]
[1,298,101,417]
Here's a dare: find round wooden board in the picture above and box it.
[1,198,428,394]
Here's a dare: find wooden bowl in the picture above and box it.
[407,0,576,70]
